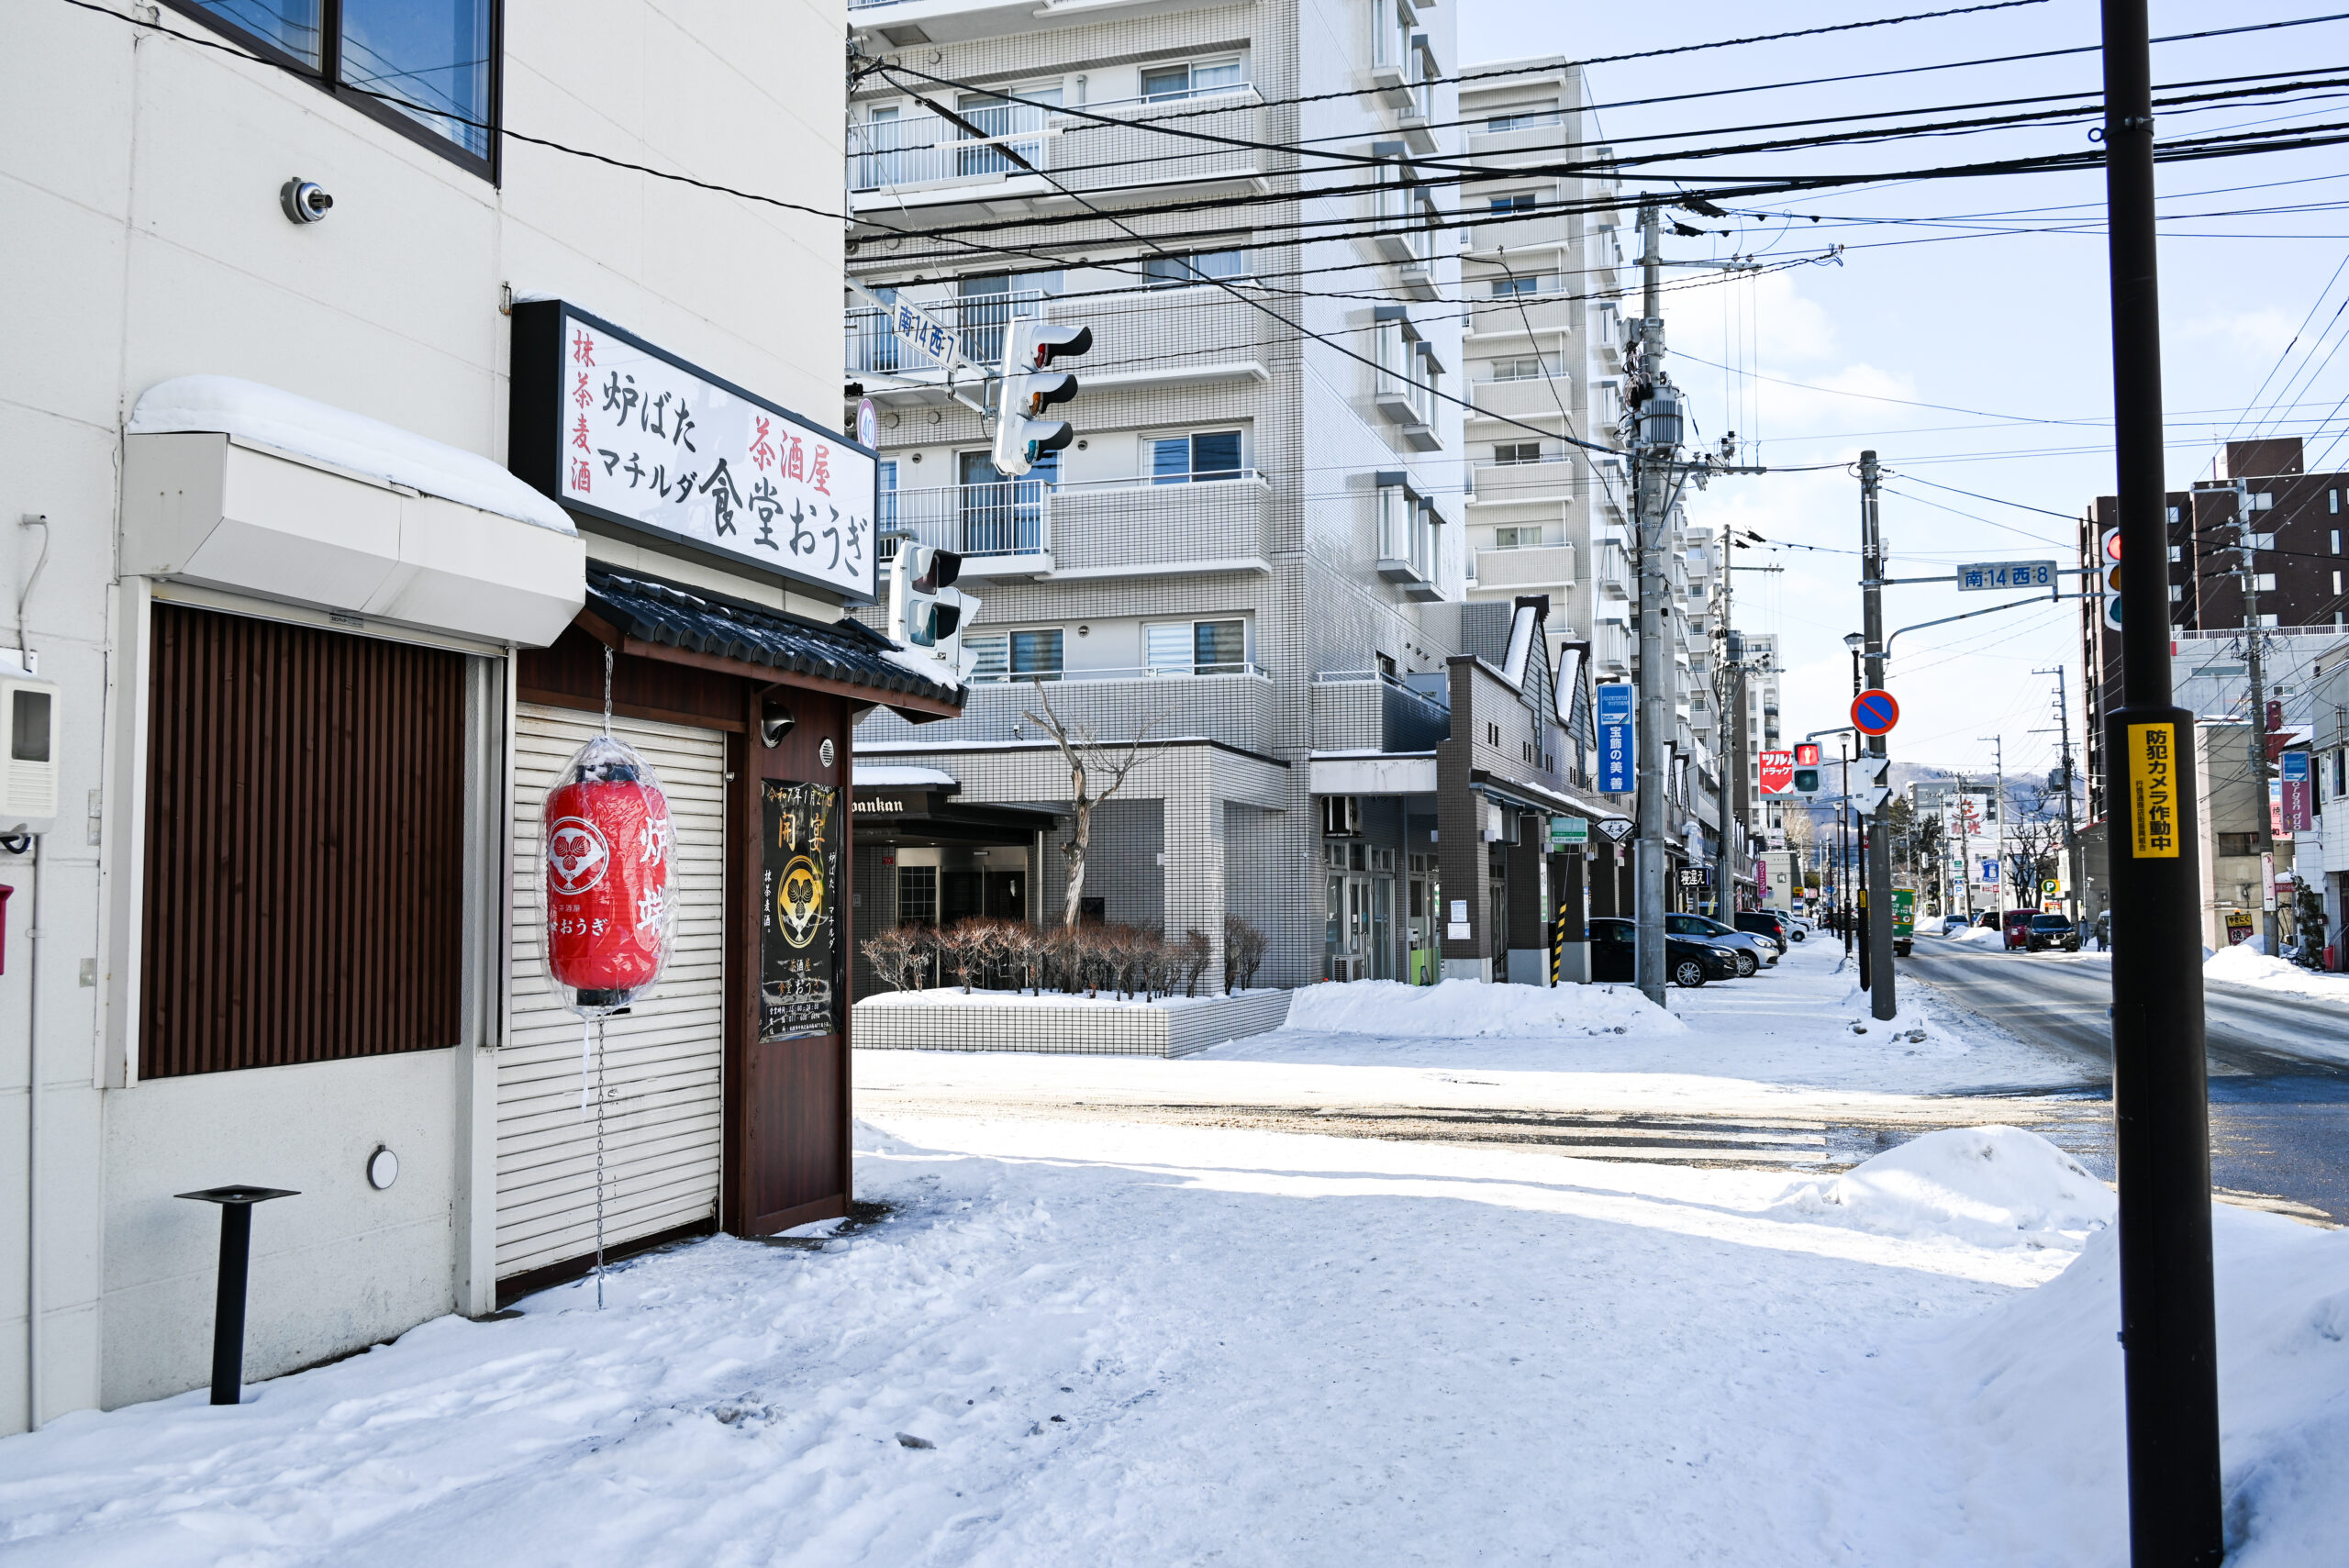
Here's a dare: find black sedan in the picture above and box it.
[1587,917,1744,987]
[2025,913,2082,952]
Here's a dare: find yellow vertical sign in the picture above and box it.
[2127,721,2180,858]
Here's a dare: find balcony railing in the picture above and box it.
[849,89,1258,196]
[879,480,1050,562]
[846,288,1046,376]
[971,661,1270,687]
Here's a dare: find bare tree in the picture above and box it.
[1222,913,1267,993]
[1025,680,1163,929]
[2004,784,2066,906]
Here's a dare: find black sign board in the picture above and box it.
[761,781,839,1040]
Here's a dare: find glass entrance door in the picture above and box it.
[1372,876,1394,979]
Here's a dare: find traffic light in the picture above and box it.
[992,320,1095,476]
[1792,741,1821,795]
[890,544,980,681]
[2099,526,2122,630]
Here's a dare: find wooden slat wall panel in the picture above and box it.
[497,704,727,1279]
[139,605,465,1078]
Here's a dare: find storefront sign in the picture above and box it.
[513,301,879,602]
[1597,682,1634,795]
[762,782,840,1040]
[1550,816,1588,847]
[2281,751,2313,832]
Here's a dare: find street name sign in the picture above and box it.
[1957,560,2056,591]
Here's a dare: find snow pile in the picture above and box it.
[128,375,575,534]
[1847,1205,2349,1563]
[2204,942,2349,999]
[1771,1126,2114,1251]
[1283,977,1685,1038]
[1943,923,2000,943]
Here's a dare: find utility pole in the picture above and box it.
[1977,734,2007,920]
[2099,2,2225,1560]
[1838,739,1854,956]
[1860,451,1896,1017]
[1712,576,1742,921]
[2033,665,2088,940]
[1955,775,1976,922]
[2238,478,2280,954]
[1631,201,1675,1004]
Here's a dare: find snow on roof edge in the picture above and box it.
[128,375,575,536]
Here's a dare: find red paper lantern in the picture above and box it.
[542,737,674,1012]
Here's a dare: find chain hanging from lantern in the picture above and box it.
[539,646,676,1307]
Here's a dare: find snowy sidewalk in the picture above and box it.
[5,950,2344,1565]
[4,1115,2343,1565]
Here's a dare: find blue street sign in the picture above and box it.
[1599,720,1634,793]
[1596,682,1634,794]
[1980,859,2000,884]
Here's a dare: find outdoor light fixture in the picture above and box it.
[280,178,333,224]
[1842,632,1865,651]
[366,1146,399,1191]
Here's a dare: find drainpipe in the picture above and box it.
[23,833,42,1431]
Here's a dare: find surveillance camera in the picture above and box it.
[280,178,333,224]
[760,702,796,749]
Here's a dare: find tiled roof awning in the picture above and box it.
[584,565,963,718]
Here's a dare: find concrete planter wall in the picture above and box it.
[852,988,1293,1057]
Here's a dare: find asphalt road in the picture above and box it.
[1904,938,2349,1223]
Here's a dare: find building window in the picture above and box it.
[1486,105,1562,132]
[1141,57,1246,101]
[1493,525,1542,549]
[1150,430,1245,483]
[173,0,500,171]
[1489,274,1541,297]
[966,629,1062,682]
[1486,356,1553,382]
[1146,618,1248,674]
[2216,832,2260,859]
[1142,250,1250,287]
[1487,191,1541,214]
[897,865,939,926]
[1493,442,1544,465]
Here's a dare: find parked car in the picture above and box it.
[1734,910,1796,951]
[2003,909,2036,950]
[2026,913,2082,952]
[1976,911,2001,929]
[1588,917,1742,987]
[1941,914,1975,936]
[1667,913,1776,976]
[1772,910,1810,941]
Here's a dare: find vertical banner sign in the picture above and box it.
[2281,751,2313,832]
[1597,682,1635,795]
[762,782,840,1040]
[2126,721,2180,858]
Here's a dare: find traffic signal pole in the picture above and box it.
[2099,3,2226,1560]
[1861,452,1897,1018]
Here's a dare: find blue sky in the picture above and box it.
[1459,0,2349,785]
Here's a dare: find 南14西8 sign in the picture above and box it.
[523,302,879,602]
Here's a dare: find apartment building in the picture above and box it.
[2082,437,2349,820]
[837,0,1707,988]
[1742,631,1784,846]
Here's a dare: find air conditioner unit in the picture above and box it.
[0,673,59,838]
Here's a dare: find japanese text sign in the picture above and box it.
[892,300,959,366]
[523,303,877,602]
[1597,682,1634,795]
[2281,751,2313,833]
[1758,750,1794,795]
[1957,560,2056,592]
[2126,721,2180,859]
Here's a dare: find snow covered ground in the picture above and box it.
[6,940,2342,1565]
[2204,942,2349,1001]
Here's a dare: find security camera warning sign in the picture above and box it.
[2126,721,2179,859]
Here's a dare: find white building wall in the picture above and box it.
[2,0,846,1429]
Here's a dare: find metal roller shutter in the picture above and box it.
[498,704,727,1280]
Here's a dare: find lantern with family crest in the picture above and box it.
[541,733,675,1014]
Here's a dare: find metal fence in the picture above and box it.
[879,480,1052,561]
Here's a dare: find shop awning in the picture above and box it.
[582,565,963,719]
